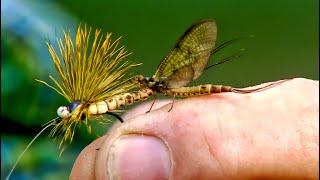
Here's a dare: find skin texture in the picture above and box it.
[70,78,319,180]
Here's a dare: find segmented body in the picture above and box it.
[88,83,234,115]
[88,88,154,115]
[162,84,232,97]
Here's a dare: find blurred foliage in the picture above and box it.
[1,0,318,179]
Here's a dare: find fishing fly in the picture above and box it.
[132,19,288,111]
[6,20,287,180]
[5,24,152,180]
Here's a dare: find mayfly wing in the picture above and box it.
[154,20,217,88]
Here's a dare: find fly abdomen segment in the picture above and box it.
[163,84,232,97]
[137,88,155,100]
[88,101,109,115]
[88,88,155,115]
[128,88,155,105]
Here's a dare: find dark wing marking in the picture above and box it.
[154,20,217,88]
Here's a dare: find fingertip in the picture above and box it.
[70,136,106,180]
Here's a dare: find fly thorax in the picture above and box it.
[150,79,167,92]
[144,76,158,88]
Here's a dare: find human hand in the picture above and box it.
[70,78,319,180]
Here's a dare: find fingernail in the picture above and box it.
[107,135,171,180]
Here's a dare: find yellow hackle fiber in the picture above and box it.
[36,24,140,146]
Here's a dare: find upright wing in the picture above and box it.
[154,20,217,88]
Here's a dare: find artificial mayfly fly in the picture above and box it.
[5,24,152,180]
[132,19,288,111]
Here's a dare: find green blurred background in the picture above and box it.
[1,0,318,179]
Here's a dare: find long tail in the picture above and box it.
[5,118,58,180]
[231,79,290,93]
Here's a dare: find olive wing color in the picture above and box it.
[154,20,217,88]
